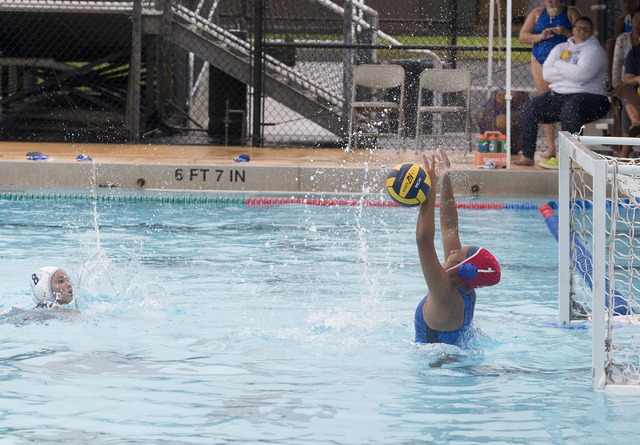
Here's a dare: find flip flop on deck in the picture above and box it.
[26,152,52,161]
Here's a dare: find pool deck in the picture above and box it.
[0,141,558,196]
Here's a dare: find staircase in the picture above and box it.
[169,4,345,135]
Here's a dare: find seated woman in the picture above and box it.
[31,267,74,309]
[615,27,640,147]
[515,17,609,168]
[414,148,501,347]
[611,7,640,157]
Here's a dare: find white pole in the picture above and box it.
[487,0,495,99]
[505,0,512,169]
[558,134,571,326]
[578,135,640,147]
[592,158,608,390]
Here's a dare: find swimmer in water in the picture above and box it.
[30,267,74,309]
[414,148,501,346]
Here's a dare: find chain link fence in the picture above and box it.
[0,0,618,151]
[0,1,140,142]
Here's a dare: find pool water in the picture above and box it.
[0,196,639,444]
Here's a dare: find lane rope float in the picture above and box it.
[0,192,540,210]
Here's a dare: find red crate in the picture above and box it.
[475,151,507,168]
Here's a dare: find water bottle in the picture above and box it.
[477,134,489,153]
[499,134,507,153]
[487,132,501,153]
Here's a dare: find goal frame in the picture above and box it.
[558,132,640,390]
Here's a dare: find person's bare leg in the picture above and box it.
[626,103,640,127]
[531,58,556,159]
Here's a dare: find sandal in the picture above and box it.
[478,160,498,169]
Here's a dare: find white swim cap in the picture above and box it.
[30,267,60,306]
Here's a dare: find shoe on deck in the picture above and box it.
[539,157,559,169]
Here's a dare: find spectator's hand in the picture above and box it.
[551,26,569,37]
[434,147,453,179]
[539,28,555,41]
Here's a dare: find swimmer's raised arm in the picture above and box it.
[436,149,462,261]
[416,152,455,300]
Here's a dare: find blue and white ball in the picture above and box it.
[386,163,431,207]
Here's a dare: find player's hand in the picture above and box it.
[434,147,452,178]
[422,152,438,186]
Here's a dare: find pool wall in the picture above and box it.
[0,161,561,196]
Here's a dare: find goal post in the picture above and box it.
[558,132,640,390]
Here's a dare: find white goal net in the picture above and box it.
[559,132,640,390]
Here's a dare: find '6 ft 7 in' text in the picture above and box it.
[175,168,246,182]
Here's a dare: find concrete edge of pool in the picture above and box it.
[0,161,559,196]
[0,142,559,196]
